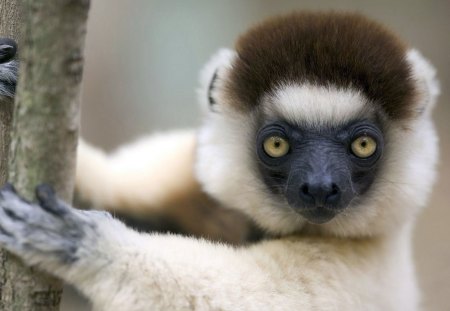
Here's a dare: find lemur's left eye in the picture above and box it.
[263,136,290,158]
[351,135,377,158]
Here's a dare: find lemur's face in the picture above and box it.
[255,113,383,225]
[195,12,439,237]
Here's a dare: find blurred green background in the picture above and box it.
[64,1,450,310]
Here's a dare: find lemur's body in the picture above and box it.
[0,12,439,310]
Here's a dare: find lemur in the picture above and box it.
[0,11,440,310]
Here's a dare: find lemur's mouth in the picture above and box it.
[296,206,341,224]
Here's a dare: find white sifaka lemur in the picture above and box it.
[0,11,440,310]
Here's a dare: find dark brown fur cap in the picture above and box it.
[225,11,417,120]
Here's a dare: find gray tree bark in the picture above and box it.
[0,0,91,310]
[0,0,21,196]
[0,1,23,309]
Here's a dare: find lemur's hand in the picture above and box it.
[0,184,111,270]
[0,37,18,98]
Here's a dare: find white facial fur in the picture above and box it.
[264,84,374,128]
[195,49,439,237]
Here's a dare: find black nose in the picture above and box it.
[299,182,341,207]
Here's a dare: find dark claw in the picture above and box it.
[4,208,24,221]
[35,184,66,216]
[36,183,55,198]
[0,38,17,64]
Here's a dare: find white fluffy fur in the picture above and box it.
[60,47,439,310]
[76,130,197,216]
[33,216,418,311]
[265,84,372,127]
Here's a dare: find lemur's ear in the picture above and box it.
[406,49,440,117]
[198,49,236,113]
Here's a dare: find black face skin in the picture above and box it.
[256,120,384,224]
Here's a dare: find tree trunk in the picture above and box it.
[0,0,91,310]
[0,0,21,196]
[0,1,23,309]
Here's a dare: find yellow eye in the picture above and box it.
[351,135,377,158]
[263,136,290,158]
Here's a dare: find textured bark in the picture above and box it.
[0,0,21,41]
[0,1,22,309]
[0,0,91,310]
[0,0,21,197]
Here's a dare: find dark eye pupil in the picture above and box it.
[361,141,367,148]
[274,141,280,148]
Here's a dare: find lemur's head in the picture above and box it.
[195,12,439,238]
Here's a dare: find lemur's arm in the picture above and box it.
[75,131,198,217]
[76,135,259,244]
[0,185,377,311]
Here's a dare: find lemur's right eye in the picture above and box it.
[263,136,290,158]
